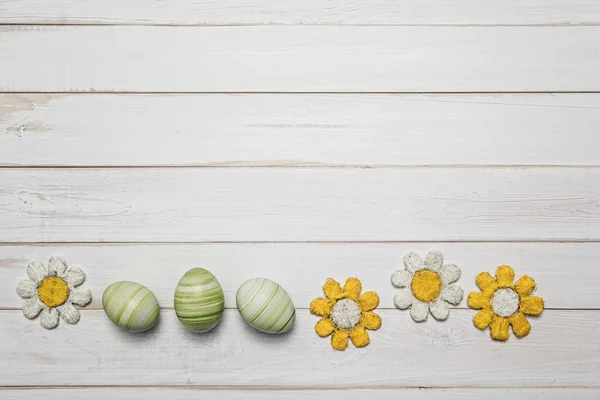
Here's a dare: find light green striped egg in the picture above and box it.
[174,268,225,333]
[236,278,295,334]
[102,281,160,333]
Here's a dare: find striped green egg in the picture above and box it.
[236,278,295,334]
[174,268,225,333]
[102,281,160,333]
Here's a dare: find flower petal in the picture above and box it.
[48,256,68,277]
[467,291,491,310]
[58,302,80,324]
[331,330,349,351]
[16,280,37,299]
[343,277,362,298]
[40,307,59,329]
[323,278,343,300]
[520,296,544,315]
[349,326,370,347]
[490,316,510,341]
[393,288,413,310]
[404,252,424,273]
[424,250,444,271]
[361,311,382,330]
[473,309,494,330]
[441,285,464,306]
[310,298,331,316]
[64,268,86,287]
[315,318,335,337]
[495,265,515,288]
[509,312,531,338]
[515,275,536,297]
[27,261,48,284]
[439,263,461,285]
[429,300,450,321]
[410,300,429,322]
[69,288,92,306]
[475,272,497,291]
[359,291,379,311]
[390,269,412,288]
[22,298,44,319]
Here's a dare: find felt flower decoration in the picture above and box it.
[310,277,381,351]
[16,256,92,329]
[391,250,464,322]
[468,265,543,341]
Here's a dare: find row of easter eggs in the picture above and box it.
[102,268,296,334]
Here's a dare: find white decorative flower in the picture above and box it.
[16,256,92,329]
[391,250,463,322]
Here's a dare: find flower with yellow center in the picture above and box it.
[16,256,92,329]
[468,265,544,341]
[310,277,381,351]
[391,250,464,322]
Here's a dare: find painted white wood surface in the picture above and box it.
[0,0,600,25]
[2,242,596,309]
[2,94,600,167]
[1,168,599,242]
[1,309,597,386]
[1,26,600,92]
[2,0,600,26]
[2,388,600,400]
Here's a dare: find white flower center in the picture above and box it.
[492,288,519,317]
[331,299,362,329]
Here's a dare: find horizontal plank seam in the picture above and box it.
[2,91,600,95]
[0,308,593,311]
[2,165,600,169]
[3,240,600,245]
[2,22,600,27]
[3,91,600,95]
[1,384,600,390]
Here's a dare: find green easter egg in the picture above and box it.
[174,268,225,332]
[102,281,160,333]
[236,278,295,334]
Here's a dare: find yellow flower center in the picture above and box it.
[37,276,69,308]
[411,270,442,302]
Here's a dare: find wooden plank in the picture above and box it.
[1,0,599,26]
[1,26,600,92]
[2,94,600,167]
[1,168,599,242]
[1,243,597,309]
[2,388,599,400]
[0,309,597,386]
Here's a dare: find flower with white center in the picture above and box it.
[391,250,464,322]
[16,256,92,329]
[468,265,544,341]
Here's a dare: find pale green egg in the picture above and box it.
[174,268,225,332]
[236,278,295,334]
[102,281,160,333]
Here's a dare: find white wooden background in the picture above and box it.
[1,1,600,399]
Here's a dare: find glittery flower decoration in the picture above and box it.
[16,256,92,329]
[468,265,543,341]
[391,250,464,322]
[310,277,381,351]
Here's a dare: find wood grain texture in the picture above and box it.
[1,168,599,242]
[2,388,600,400]
[1,26,600,92]
[1,243,598,309]
[1,309,598,386]
[1,0,599,26]
[2,93,600,167]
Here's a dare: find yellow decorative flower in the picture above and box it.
[468,265,544,341]
[310,277,381,351]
